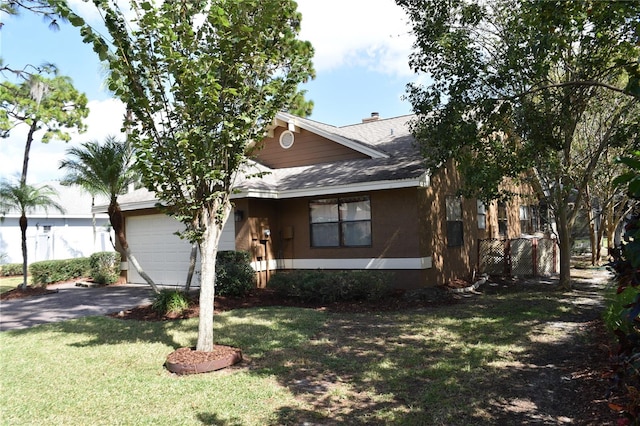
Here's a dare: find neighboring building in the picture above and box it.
[107,112,540,288]
[0,182,114,265]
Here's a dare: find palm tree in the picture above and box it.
[0,180,64,290]
[59,136,160,293]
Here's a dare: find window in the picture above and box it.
[446,196,463,247]
[530,205,541,232]
[519,205,531,234]
[477,200,487,230]
[310,196,371,247]
[498,201,508,237]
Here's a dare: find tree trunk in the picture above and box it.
[196,202,230,352]
[584,186,597,266]
[21,121,38,186]
[107,200,159,293]
[184,243,198,292]
[19,214,28,290]
[556,205,572,290]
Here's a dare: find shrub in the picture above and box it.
[29,258,91,287]
[0,263,23,277]
[268,270,392,303]
[215,250,255,297]
[600,152,640,423]
[90,251,121,285]
[152,289,190,315]
[603,285,640,335]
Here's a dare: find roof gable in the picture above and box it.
[254,126,370,168]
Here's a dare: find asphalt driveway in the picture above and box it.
[0,284,154,331]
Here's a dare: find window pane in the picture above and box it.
[447,221,463,247]
[477,215,486,230]
[310,199,339,223]
[476,200,486,214]
[342,221,371,246]
[446,196,462,220]
[311,223,339,247]
[340,198,371,221]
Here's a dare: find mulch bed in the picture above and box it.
[0,286,59,300]
[108,287,460,322]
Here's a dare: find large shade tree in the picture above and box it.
[397,0,640,288]
[0,70,88,185]
[55,0,314,351]
[0,180,64,289]
[59,136,160,293]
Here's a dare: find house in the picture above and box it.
[109,112,541,288]
[0,181,114,265]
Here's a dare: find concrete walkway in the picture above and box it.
[0,284,154,331]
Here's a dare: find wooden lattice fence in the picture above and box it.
[478,237,558,277]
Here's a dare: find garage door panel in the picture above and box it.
[126,213,235,286]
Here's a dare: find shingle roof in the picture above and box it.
[2,181,109,218]
[110,113,426,210]
[235,113,424,194]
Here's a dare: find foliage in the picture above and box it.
[53,0,314,351]
[268,270,392,303]
[605,152,640,422]
[89,251,120,285]
[151,289,191,316]
[0,72,88,142]
[59,135,158,292]
[215,251,255,297]
[0,263,23,276]
[29,257,91,287]
[0,68,88,186]
[0,179,65,289]
[60,136,139,202]
[0,0,64,32]
[0,74,89,143]
[397,0,640,288]
[603,285,640,335]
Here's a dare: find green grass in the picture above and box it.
[0,276,24,293]
[0,283,607,425]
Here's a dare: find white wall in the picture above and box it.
[0,216,114,265]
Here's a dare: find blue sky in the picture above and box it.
[1,0,421,183]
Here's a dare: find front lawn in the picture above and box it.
[0,276,23,294]
[0,277,613,425]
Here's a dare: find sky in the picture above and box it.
[0,0,421,184]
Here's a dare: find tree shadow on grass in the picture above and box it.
[261,274,614,425]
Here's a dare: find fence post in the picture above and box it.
[532,238,538,277]
[504,239,511,276]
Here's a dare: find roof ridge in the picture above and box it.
[338,113,415,129]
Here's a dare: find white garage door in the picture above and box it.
[126,213,235,286]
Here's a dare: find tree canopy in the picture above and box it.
[59,136,159,292]
[397,0,640,287]
[55,0,315,351]
[0,180,64,289]
[0,70,88,184]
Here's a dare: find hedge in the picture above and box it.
[267,270,392,303]
[29,258,91,287]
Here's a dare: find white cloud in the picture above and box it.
[0,98,126,184]
[297,0,415,76]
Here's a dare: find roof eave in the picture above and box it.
[275,112,390,159]
[232,172,430,200]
